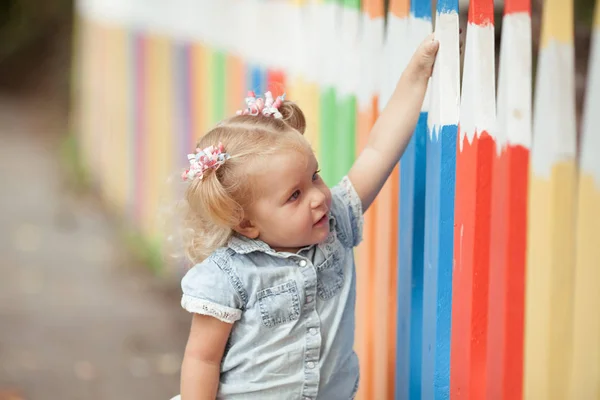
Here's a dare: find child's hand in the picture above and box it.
[408,30,464,80]
[409,34,440,79]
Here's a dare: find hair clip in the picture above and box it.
[236,91,285,119]
[262,91,284,118]
[182,142,230,182]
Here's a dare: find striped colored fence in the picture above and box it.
[73,0,600,398]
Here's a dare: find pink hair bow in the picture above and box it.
[262,91,284,118]
[236,91,285,119]
[181,142,230,181]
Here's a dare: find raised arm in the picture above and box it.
[349,35,439,211]
[181,314,233,400]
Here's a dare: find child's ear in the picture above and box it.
[233,219,260,239]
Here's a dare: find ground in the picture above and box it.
[0,94,190,400]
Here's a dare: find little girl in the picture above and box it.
[175,35,439,399]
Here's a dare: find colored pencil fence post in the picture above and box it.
[450,0,495,398]
[174,42,193,168]
[524,0,577,398]
[318,0,341,186]
[224,1,247,118]
[361,0,397,398]
[244,0,267,101]
[396,0,430,398]
[354,1,384,398]
[103,26,130,215]
[335,0,360,183]
[422,0,459,398]
[132,33,147,226]
[143,34,174,239]
[303,0,323,155]
[568,1,600,397]
[486,1,531,399]
[286,0,312,143]
[264,0,288,99]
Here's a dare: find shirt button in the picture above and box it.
[309,328,318,335]
[307,361,316,369]
[306,295,313,303]
[299,260,307,267]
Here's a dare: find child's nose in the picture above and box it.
[310,188,327,208]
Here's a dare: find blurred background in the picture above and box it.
[0,0,596,399]
[0,2,189,400]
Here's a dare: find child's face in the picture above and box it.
[243,149,332,253]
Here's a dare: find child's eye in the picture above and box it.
[312,170,321,181]
[289,190,301,202]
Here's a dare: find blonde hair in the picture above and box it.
[182,101,310,263]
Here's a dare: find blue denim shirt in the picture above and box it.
[180,176,363,400]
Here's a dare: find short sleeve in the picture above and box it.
[330,176,364,248]
[181,256,243,324]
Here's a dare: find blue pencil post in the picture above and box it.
[396,3,432,399]
[247,64,266,95]
[421,0,459,398]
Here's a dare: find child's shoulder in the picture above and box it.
[183,247,236,281]
[181,247,248,316]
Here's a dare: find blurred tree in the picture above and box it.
[0,0,72,93]
[0,0,71,62]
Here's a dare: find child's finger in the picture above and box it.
[422,33,438,51]
[422,32,435,46]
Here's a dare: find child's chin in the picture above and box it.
[314,227,330,242]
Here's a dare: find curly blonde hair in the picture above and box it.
[181,101,310,263]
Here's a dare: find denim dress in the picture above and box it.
[178,176,363,400]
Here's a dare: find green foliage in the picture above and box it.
[123,230,165,275]
[59,132,90,192]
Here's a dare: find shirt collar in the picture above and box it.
[227,214,337,255]
[227,234,273,254]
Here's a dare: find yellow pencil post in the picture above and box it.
[568,2,600,397]
[143,35,174,240]
[524,0,577,398]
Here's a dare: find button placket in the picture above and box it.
[299,257,320,399]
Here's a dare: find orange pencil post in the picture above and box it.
[355,0,386,398]
[226,54,246,117]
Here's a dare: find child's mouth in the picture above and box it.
[314,214,328,226]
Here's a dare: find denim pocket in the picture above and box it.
[257,280,301,327]
[316,252,344,300]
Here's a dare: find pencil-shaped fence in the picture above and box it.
[73,0,600,398]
